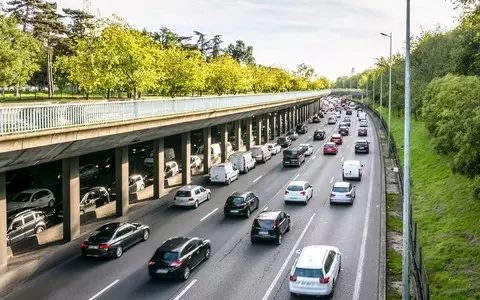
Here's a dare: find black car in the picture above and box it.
[277,136,292,148]
[346,110,352,115]
[97,157,114,172]
[224,191,260,218]
[358,128,368,136]
[81,222,150,258]
[148,237,211,280]
[312,116,321,123]
[355,140,370,154]
[251,210,290,245]
[295,124,308,134]
[313,129,326,140]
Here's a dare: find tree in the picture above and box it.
[209,35,223,59]
[205,55,243,95]
[4,0,43,32]
[226,40,255,65]
[194,31,210,56]
[150,27,180,48]
[62,8,94,42]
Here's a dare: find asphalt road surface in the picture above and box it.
[3,111,382,300]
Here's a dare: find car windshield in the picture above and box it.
[284,151,297,158]
[254,219,275,229]
[294,268,324,278]
[176,190,191,197]
[333,186,350,193]
[155,251,180,263]
[11,192,32,202]
[227,196,245,205]
[287,185,303,191]
[300,146,308,150]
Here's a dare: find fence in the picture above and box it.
[361,100,431,300]
[0,90,331,136]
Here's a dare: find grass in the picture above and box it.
[387,193,402,233]
[387,250,403,300]
[377,107,480,299]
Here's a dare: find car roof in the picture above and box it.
[229,191,250,197]
[325,142,336,146]
[288,181,308,186]
[315,129,325,132]
[344,160,361,164]
[212,163,232,168]
[158,236,193,252]
[332,134,341,137]
[333,181,350,188]
[18,188,48,193]
[299,144,311,147]
[296,245,333,269]
[178,185,201,191]
[256,210,282,220]
[356,139,368,143]
[97,222,125,231]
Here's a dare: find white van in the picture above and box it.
[358,112,367,121]
[250,145,272,163]
[342,160,363,181]
[209,163,240,185]
[230,151,256,173]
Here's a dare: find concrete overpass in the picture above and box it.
[0,90,337,273]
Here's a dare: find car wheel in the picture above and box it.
[194,200,199,209]
[245,208,251,218]
[48,200,54,208]
[143,229,150,241]
[276,234,282,245]
[227,179,231,185]
[182,266,191,281]
[115,245,123,259]
[204,247,211,260]
[286,223,291,232]
[245,167,249,173]
[207,193,211,201]
[35,226,45,234]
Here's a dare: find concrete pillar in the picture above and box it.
[270,114,277,138]
[255,117,262,146]
[234,120,242,151]
[182,132,191,184]
[153,138,165,199]
[0,172,7,273]
[275,112,281,137]
[203,127,212,174]
[263,114,270,142]
[283,111,288,134]
[245,118,253,150]
[220,124,229,162]
[115,146,129,217]
[62,156,80,242]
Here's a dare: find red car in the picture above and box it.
[330,134,343,145]
[323,142,338,155]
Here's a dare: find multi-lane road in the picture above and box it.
[3,110,382,300]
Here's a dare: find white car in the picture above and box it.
[289,245,342,297]
[174,185,211,209]
[284,181,313,205]
[299,144,313,156]
[129,174,145,194]
[266,143,282,155]
[7,188,56,213]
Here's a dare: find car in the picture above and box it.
[358,127,368,136]
[148,237,211,280]
[81,222,150,258]
[224,191,260,218]
[338,123,349,136]
[289,245,342,297]
[327,116,337,125]
[209,163,239,185]
[7,188,56,213]
[97,157,113,172]
[342,160,363,181]
[323,142,338,155]
[56,187,111,221]
[355,140,370,154]
[266,143,282,155]
[313,129,326,140]
[329,182,356,205]
[312,116,321,123]
[284,181,313,205]
[174,185,211,208]
[7,209,47,246]
[317,111,324,118]
[79,164,100,181]
[330,134,343,145]
[287,130,299,140]
[129,174,145,194]
[343,117,351,126]
[335,111,341,119]
[299,143,314,156]
[359,120,368,127]
[250,210,291,245]
[277,136,292,148]
[165,161,180,178]
[189,155,202,169]
[346,109,352,115]
[283,147,306,167]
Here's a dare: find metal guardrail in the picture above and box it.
[0,90,331,135]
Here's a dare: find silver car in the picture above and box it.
[329,182,356,205]
[174,185,211,209]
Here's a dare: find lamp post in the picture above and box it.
[380,73,383,120]
[380,31,393,157]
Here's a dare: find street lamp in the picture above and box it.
[380,31,393,157]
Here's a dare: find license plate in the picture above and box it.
[156,269,168,274]
[230,210,239,213]
[88,245,98,249]
[259,231,268,235]
[359,147,364,149]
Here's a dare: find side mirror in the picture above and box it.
[361,164,364,167]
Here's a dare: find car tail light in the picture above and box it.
[320,277,330,284]
[346,193,351,197]
[188,197,194,201]
[300,191,306,195]
[81,241,88,248]
[273,220,277,228]
[98,243,110,249]
[169,260,183,268]
[285,191,289,195]
[243,157,246,166]
[330,193,335,197]
[240,203,248,207]
[290,275,297,281]
[148,259,155,266]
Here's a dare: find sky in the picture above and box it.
[54,0,460,80]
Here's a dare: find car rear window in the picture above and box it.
[227,196,245,205]
[277,138,287,142]
[325,144,334,148]
[254,219,275,229]
[294,268,324,278]
[356,142,368,146]
[176,190,191,197]
[155,251,180,263]
[333,186,349,193]
[89,230,115,243]
[287,185,303,191]
[284,150,298,158]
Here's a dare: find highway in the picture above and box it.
[2,110,382,300]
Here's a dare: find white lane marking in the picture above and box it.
[341,156,345,162]
[263,206,268,211]
[261,214,316,300]
[311,155,316,160]
[88,280,120,300]
[253,175,263,183]
[352,138,375,300]
[329,176,334,183]
[293,174,300,181]
[200,208,218,222]
[173,279,198,300]
[347,144,350,148]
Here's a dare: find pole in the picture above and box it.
[388,32,393,157]
[372,76,375,110]
[365,80,368,107]
[380,74,383,119]
[402,0,411,299]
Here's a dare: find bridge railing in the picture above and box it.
[0,90,331,135]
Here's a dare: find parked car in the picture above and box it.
[277,136,292,148]
[209,163,239,185]
[358,127,368,136]
[129,174,145,194]
[312,116,321,123]
[7,188,56,213]
[81,222,150,258]
[165,161,180,178]
[174,185,211,209]
[284,181,314,205]
[330,134,343,145]
[144,148,176,168]
[148,236,211,280]
[251,145,272,163]
[329,182,356,205]
[266,143,282,155]
[296,124,308,134]
[56,187,111,221]
[7,209,47,246]
[190,155,202,169]
[317,111,324,118]
[286,130,299,140]
[313,129,326,141]
[229,151,256,173]
[250,210,291,245]
[355,140,370,154]
[289,245,342,297]
[224,191,260,218]
[97,157,113,172]
[342,160,363,181]
[323,142,338,155]
[299,143,314,156]
[79,164,99,181]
